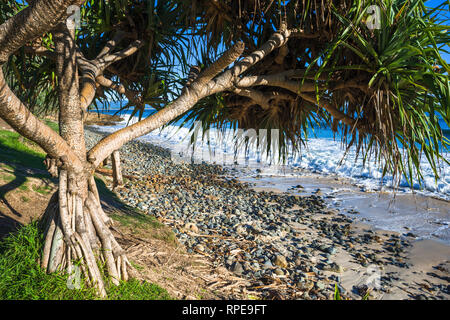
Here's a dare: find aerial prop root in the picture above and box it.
[40,169,130,296]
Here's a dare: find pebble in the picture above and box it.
[316,281,326,290]
[263,260,274,269]
[195,244,205,252]
[83,128,441,300]
[273,255,288,268]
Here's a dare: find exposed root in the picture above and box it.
[41,169,130,297]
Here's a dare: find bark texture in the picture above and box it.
[111,151,123,188]
[41,169,129,297]
[42,24,131,296]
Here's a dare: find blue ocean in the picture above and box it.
[89,102,450,244]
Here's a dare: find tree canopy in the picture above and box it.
[2,0,449,187]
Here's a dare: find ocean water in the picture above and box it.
[96,107,450,201]
[89,107,450,245]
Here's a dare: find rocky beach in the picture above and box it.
[85,127,450,300]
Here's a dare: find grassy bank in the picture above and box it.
[0,222,171,300]
[0,121,173,300]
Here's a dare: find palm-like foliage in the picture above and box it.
[311,0,450,186]
[2,0,449,188]
[173,0,450,188]
[76,0,192,119]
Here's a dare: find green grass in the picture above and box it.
[129,260,145,271]
[110,211,177,244]
[0,130,46,170]
[0,222,172,300]
[32,184,52,195]
[0,164,14,171]
[0,123,174,299]
[43,119,59,133]
[0,129,53,198]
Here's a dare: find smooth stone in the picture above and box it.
[274,268,285,276]
[316,281,326,290]
[231,262,244,275]
[273,255,288,268]
[184,222,199,233]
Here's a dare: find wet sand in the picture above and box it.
[241,173,450,245]
[241,174,450,299]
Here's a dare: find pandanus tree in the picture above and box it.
[0,0,448,296]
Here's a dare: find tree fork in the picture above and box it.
[38,23,130,297]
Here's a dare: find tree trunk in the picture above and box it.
[39,24,130,297]
[0,13,291,296]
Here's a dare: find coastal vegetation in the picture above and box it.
[0,0,448,297]
[0,123,172,299]
[0,222,171,300]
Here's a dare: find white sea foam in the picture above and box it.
[91,114,450,201]
[88,114,450,244]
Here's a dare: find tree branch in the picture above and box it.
[78,51,99,111]
[95,31,127,60]
[96,75,140,105]
[0,0,85,64]
[0,69,83,169]
[96,40,143,70]
[236,73,318,93]
[78,40,143,110]
[22,45,56,60]
[195,41,245,86]
[230,25,291,77]
[288,28,321,39]
[298,92,364,132]
[87,26,296,168]
[232,88,271,110]
[274,44,289,65]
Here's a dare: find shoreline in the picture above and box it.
[242,175,450,299]
[85,126,450,300]
[238,173,450,246]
